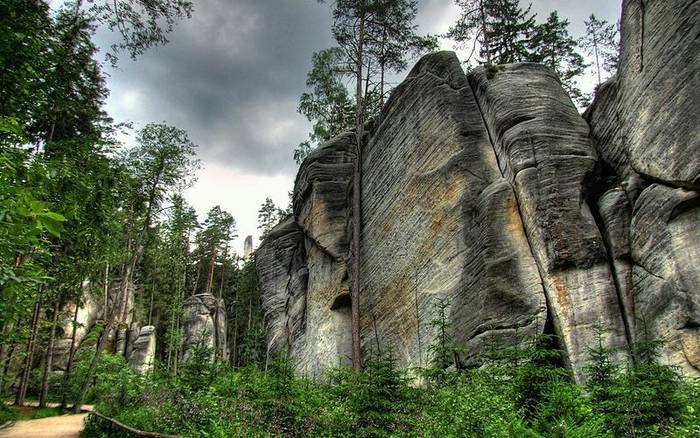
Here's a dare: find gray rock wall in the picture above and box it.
[256,0,699,380]
[181,293,228,362]
[361,53,546,370]
[53,289,101,371]
[127,325,156,374]
[468,63,630,380]
[583,0,700,376]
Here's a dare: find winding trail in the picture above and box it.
[0,413,87,438]
[0,403,93,438]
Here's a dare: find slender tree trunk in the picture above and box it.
[479,0,490,64]
[232,311,238,367]
[16,292,42,406]
[247,294,253,333]
[192,263,201,297]
[379,27,386,108]
[593,34,601,85]
[0,318,15,385]
[0,316,21,395]
[1,343,17,395]
[148,280,155,326]
[214,247,227,361]
[205,247,217,295]
[39,298,61,407]
[350,5,366,373]
[60,282,82,410]
[103,264,109,313]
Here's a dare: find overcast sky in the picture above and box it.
[92,0,622,255]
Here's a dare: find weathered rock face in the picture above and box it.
[127,325,156,374]
[468,63,630,379]
[612,0,699,188]
[583,0,700,376]
[257,217,308,364]
[361,54,546,370]
[53,289,101,371]
[257,0,699,380]
[181,293,228,362]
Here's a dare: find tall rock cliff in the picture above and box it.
[584,0,700,377]
[257,0,699,380]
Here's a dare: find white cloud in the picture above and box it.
[184,164,294,256]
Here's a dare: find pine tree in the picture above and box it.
[446,0,491,64]
[257,198,282,239]
[295,47,355,164]
[448,0,536,65]
[580,14,619,85]
[528,11,589,107]
[483,0,535,64]
[365,0,438,106]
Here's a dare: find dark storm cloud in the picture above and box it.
[102,0,621,178]
[104,0,334,176]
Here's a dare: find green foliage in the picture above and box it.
[86,0,193,65]
[81,331,700,438]
[257,197,285,240]
[527,11,590,107]
[583,333,691,437]
[448,3,590,107]
[579,14,619,84]
[423,297,462,384]
[0,404,15,424]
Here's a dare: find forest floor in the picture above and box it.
[0,403,92,438]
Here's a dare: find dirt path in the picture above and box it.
[0,413,88,438]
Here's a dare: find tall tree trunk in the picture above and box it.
[214,247,227,361]
[1,343,17,395]
[148,280,155,326]
[103,264,109,313]
[16,292,42,406]
[247,294,253,333]
[479,0,490,64]
[350,4,366,373]
[232,312,238,367]
[379,26,386,108]
[74,178,158,413]
[0,316,21,395]
[39,298,61,407]
[593,34,601,85]
[60,282,83,410]
[205,247,217,295]
[192,263,201,297]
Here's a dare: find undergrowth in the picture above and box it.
[82,312,700,437]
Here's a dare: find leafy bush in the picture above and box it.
[0,404,16,424]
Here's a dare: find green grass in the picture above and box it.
[7,406,61,421]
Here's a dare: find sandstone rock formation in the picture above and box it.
[257,0,699,380]
[53,289,101,371]
[583,0,700,376]
[127,325,156,374]
[469,63,629,378]
[181,293,228,362]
